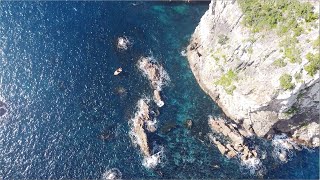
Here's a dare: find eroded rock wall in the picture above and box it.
[187,0,319,146]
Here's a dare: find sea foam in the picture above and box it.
[272,134,297,162]
[142,144,164,169]
[102,168,122,180]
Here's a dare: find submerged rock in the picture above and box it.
[0,100,7,117]
[185,119,193,129]
[0,108,7,117]
[114,86,127,96]
[160,121,177,134]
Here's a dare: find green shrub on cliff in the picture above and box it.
[215,70,237,94]
[304,52,320,76]
[273,58,287,67]
[285,106,298,115]
[284,47,301,63]
[294,72,302,81]
[280,36,301,64]
[279,73,294,90]
[313,36,320,48]
[218,35,229,45]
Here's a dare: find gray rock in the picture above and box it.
[292,122,320,147]
[187,0,319,146]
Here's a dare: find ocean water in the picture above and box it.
[0,1,318,179]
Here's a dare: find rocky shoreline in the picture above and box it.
[187,0,319,148]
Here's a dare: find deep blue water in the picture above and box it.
[0,1,318,179]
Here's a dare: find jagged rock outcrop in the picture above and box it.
[130,56,169,169]
[187,0,319,147]
[138,56,170,107]
[208,117,258,161]
[292,122,319,147]
[130,99,153,157]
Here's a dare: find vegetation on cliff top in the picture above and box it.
[238,0,318,67]
[238,0,318,33]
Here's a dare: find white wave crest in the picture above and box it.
[102,168,122,180]
[180,49,187,57]
[154,98,164,107]
[241,157,264,175]
[142,145,164,169]
[272,133,297,162]
[145,117,157,132]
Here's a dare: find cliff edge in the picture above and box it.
[187,0,319,147]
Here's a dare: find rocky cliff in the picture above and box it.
[187,0,319,147]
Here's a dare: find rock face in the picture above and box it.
[187,0,319,147]
[208,117,258,161]
[292,122,320,147]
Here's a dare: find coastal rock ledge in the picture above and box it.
[187,0,319,147]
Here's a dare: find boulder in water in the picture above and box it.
[185,119,193,129]
[153,90,164,107]
[0,108,7,117]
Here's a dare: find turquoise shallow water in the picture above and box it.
[0,1,318,179]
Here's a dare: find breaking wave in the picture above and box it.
[116,36,132,51]
[180,49,187,57]
[241,156,265,175]
[272,134,298,162]
[101,168,122,180]
[142,143,164,169]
